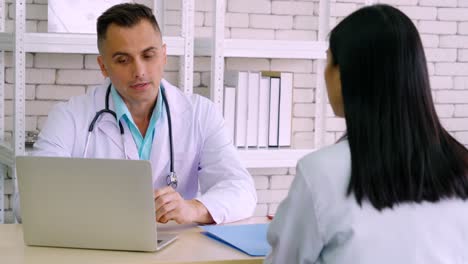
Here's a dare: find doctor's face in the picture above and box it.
[97,19,167,107]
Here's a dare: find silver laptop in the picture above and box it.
[16,156,177,252]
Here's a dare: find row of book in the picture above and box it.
[223,71,292,148]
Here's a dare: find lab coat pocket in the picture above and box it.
[174,151,198,174]
[172,151,199,197]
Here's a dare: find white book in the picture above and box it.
[247,72,260,147]
[268,77,280,147]
[225,71,248,148]
[223,86,236,144]
[278,72,293,147]
[257,76,270,148]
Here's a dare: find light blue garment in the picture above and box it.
[265,140,468,264]
[111,85,163,160]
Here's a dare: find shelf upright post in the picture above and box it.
[12,0,26,223]
[179,0,194,94]
[313,0,330,149]
[0,0,5,224]
[210,0,226,112]
[153,0,165,35]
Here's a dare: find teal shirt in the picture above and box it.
[111,85,163,160]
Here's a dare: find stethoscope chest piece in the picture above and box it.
[166,172,178,189]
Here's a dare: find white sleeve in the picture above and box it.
[195,98,257,224]
[265,162,324,264]
[32,102,75,157]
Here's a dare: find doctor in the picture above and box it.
[31,3,257,224]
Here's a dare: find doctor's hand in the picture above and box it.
[154,186,215,225]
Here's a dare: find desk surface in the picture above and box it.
[1,217,269,264]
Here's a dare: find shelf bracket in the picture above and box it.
[179,0,194,94]
[211,0,226,112]
[0,0,6,224]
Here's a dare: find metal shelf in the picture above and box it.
[1,32,186,55]
[196,38,327,59]
[239,148,313,168]
[0,32,186,55]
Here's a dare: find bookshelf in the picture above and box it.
[208,0,331,169]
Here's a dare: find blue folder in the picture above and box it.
[200,223,270,257]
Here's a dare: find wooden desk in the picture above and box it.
[0,217,269,264]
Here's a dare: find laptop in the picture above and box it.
[16,156,178,252]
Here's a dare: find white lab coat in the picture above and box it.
[266,140,468,264]
[32,79,257,224]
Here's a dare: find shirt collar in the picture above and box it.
[110,84,163,125]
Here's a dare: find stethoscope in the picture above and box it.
[83,83,178,189]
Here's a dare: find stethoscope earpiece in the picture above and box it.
[83,83,178,189]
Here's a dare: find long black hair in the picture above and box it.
[329,4,468,210]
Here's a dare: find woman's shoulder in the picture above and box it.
[296,140,352,208]
[299,139,351,177]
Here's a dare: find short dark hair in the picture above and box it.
[329,4,468,210]
[96,3,162,53]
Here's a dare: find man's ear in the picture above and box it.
[97,55,108,78]
[162,43,167,65]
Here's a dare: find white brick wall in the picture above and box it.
[425,48,458,62]
[292,117,314,131]
[225,13,249,28]
[418,21,458,34]
[250,14,293,30]
[436,63,468,76]
[294,88,315,103]
[460,0,468,8]
[56,70,103,85]
[419,0,457,7]
[460,49,468,61]
[6,68,56,84]
[430,76,453,89]
[420,34,440,48]
[36,85,86,100]
[438,8,468,21]
[439,36,468,48]
[460,22,468,34]
[293,131,314,149]
[271,2,314,16]
[35,54,84,69]
[231,28,275,39]
[294,103,315,117]
[2,0,468,223]
[399,6,437,20]
[228,0,271,14]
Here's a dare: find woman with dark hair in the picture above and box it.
[265,4,468,264]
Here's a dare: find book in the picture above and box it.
[268,77,281,147]
[225,71,248,148]
[278,72,293,147]
[223,86,236,144]
[247,72,260,147]
[257,75,270,148]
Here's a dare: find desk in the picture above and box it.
[0,217,269,264]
